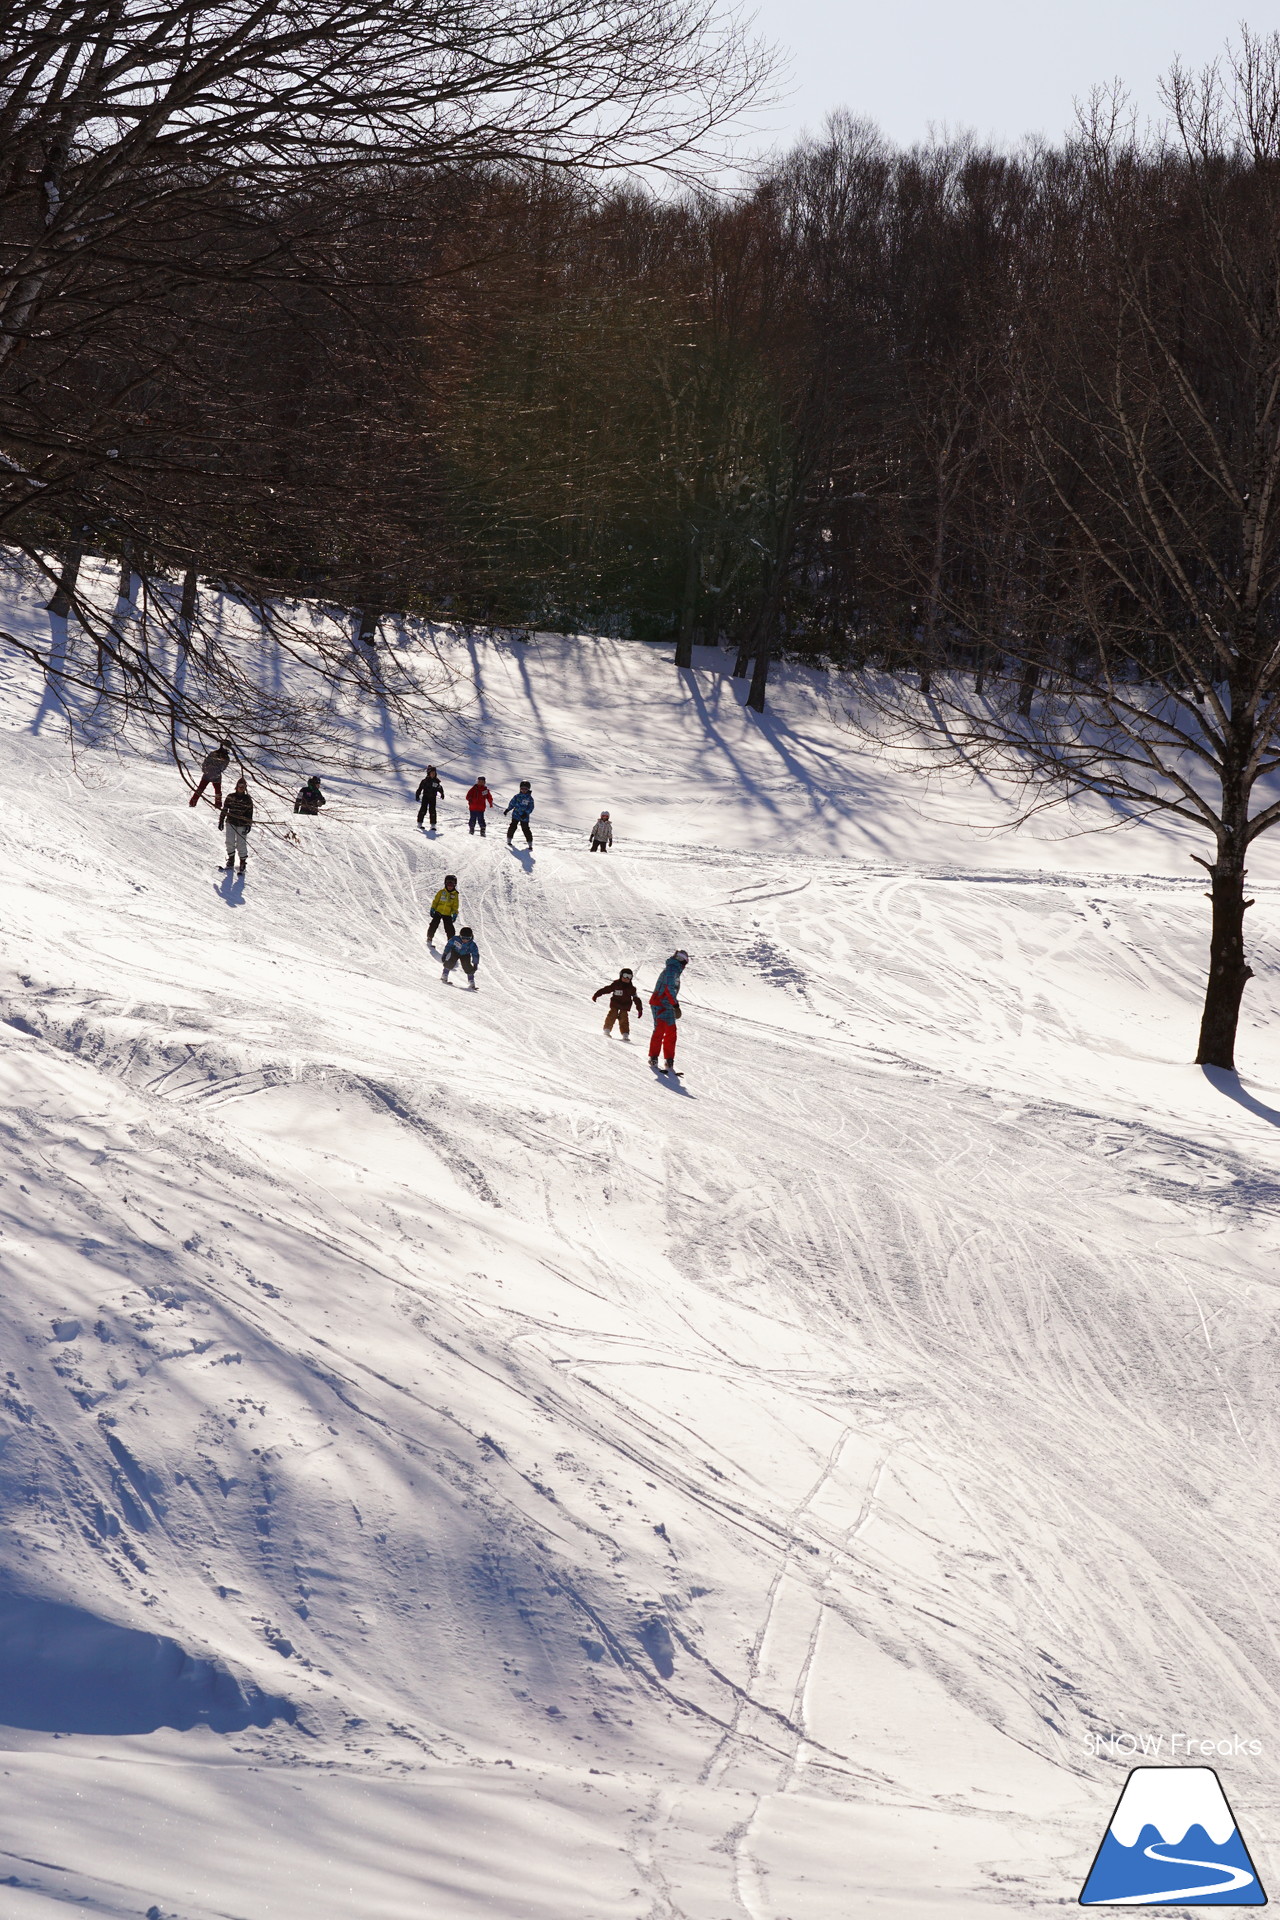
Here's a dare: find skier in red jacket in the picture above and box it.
[466,777,494,836]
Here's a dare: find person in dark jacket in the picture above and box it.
[504,780,534,847]
[466,777,494,835]
[416,766,444,829]
[428,875,459,944]
[218,778,253,874]
[593,967,642,1037]
[648,950,688,1071]
[294,776,326,816]
[189,741,232,808]
[441,927,480,988]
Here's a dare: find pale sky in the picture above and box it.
[743,0,1255,153]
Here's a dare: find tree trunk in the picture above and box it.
[117,544,134,601]
[1017,654,1038,716]
[1195,847,1254,1070]
[731,628,753,677]
[180,566,198,631]
[674,524,699,670]
[47,540,83,617]
[357,607,379,645]
[746,630,773,712]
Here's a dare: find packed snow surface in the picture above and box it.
[1,571,1280,1916]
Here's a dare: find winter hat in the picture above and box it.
[519,780,531,790]
[654,953,686,993]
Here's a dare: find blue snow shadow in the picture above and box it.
[1202,1064,1280,1128]
[0,1590,294,1735]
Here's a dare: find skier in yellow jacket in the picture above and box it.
[428,875,460,944]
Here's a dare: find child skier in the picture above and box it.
[189,741,232,808]
[466,777,494,835]
[428,875,459,944]
[218,777,253,875]
[504,781,534,846]
[294,775,326,815]
[441,927,480,989]
[589,811,613,852]
[593,967,642,1037]
[648,951,688,1073]
[416,766,445,829]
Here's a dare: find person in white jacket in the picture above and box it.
[589,811,613,852]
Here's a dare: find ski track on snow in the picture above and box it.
[0,577,1279,1913]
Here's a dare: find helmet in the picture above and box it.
[444,873,457,886]
[519,780,531,790]
[674,949,689,964]
[620,967,633,978]
[459,926,473,939]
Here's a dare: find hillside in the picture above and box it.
[1,572,1279,1917]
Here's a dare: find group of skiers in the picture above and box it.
[592,950,688,1072]
[416,768,614,852]
[423,873,479,988]
[187,742,326,875]
[187,744,685,1066]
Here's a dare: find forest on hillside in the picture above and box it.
[9,11,1280,695]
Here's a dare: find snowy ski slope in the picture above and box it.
[1,571,1280,1916]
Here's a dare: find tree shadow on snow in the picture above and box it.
[0,1590,293,1736]
[1201,1064,1280,1127]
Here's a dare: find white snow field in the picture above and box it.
[1,569,1280,1918]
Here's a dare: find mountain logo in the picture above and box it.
[1079,1766,1266,1905]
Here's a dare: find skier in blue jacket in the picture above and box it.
[441,927,480,989]
[504,781,534,847]
[648,951,688,1073]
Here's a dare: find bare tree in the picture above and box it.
[0,0,770,743]
[848,38,1280,1071]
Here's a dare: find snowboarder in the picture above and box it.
[441,927,480,989]
[189,741,232,808]
[593,967,642,1037]
[427,875,459,944]
[648,950,688,1073]
[589,811,613,852]
[504,780,534,847]
[294,775,326,816]
[466,777,494,836]
[218,777,253,875]
[415,766,445,829]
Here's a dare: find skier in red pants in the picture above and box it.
[648,950,688,1074]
